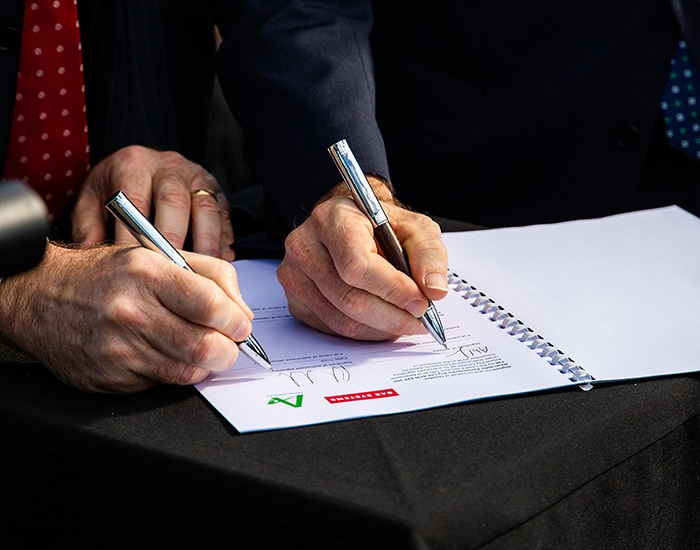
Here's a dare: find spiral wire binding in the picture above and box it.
[447,273,594,390]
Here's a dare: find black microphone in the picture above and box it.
[0,180,49,278]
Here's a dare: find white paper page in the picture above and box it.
[196,259,574,433]
[442,206,700,382]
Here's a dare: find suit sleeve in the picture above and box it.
[215,0,389,232]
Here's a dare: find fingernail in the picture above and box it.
[424,272,448,291]
[232,318,252,342]
[406,299,427,318]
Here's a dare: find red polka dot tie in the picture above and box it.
[3,0,90,221]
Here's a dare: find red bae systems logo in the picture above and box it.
[324,388,399,404]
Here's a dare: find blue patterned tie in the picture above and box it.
[661,38,700,161]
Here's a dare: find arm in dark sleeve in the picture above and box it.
[214,0,389,232]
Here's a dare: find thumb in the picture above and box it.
[389,206,449,301]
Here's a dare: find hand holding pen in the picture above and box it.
[106,190,272,370]
[328,140,447,348]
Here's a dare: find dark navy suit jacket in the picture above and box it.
[368,0,700,226]
[3,0,699,232]
[0,0,387,234]
[220,0,700,229]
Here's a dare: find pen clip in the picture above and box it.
[328,140,389,227]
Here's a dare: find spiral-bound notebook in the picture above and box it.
[196,205,700,432]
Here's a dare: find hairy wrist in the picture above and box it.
[0,242,112,354]
[315,174,397,207]
[0,243,62,349]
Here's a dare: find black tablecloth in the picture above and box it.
[3,217,700,548]
[3,354,700,548]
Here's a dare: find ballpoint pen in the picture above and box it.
[327,139,447,348]
[105,190,273,370]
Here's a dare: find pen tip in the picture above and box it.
[240,335,274,371]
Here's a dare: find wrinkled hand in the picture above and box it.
[0,243,253,393]
[72,145,234,260]
[277,178,448,340]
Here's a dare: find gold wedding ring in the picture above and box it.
[190,188,219,202]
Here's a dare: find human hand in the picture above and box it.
[0,243,253,393]
[276,178,448,340]
[72,145,234,260]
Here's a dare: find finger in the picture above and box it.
[150,163,192,250]
[218,203,235,262]
[118,258,249,375]
[183,251,254,320]
[126,317,241,380]
[389,205,449,301]
[86,335,225,392]
[281,210,424,339]
[314,199,429,316]
[140,321,241,376]
[77,264,237,391]
[188,175,233,259]
[71,185,108,244]
[318,254,425,338]
[280,259,398,340]
[154,254,253,342]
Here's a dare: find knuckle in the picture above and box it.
[418,215,442,234]
[337,285,372,319]
[275,262,292,288]
[337,254,371,288]
[115,144,145,163]
[198,284,225,319]
[335,317,372,340]
[159,180,191,205]
[172,364,212,386]
[158,149,186,165]
[311,199,334,221]
[104,294,147,328]
[412,217,444,249]
[283,229,310,262]
[390,313,422,336]
[381,272,414,303]
[188,331,220,366]
[121,248,160,279]
[57,341,146,394]
[193,168,218,187]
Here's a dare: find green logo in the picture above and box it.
[268,394,304,408]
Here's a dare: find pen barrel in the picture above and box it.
[328,139,446,346]
[376,220,445,345]
[105,190,193,271]
[374,222,411,277]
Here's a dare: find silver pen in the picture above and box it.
[328,139,447,348]
[105,190,272,370]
